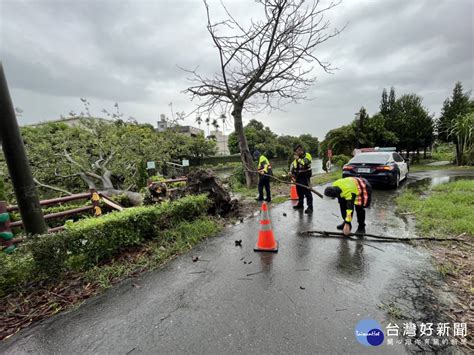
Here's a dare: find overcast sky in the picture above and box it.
[1,0,473,139]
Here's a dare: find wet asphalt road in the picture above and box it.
[2,170,473,354]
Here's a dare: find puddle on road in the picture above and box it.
[408,175,473,191]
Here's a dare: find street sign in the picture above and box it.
[182,159,189,167]
[147,161,156,170]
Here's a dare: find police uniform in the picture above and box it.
[291,151,313,210]
[257,154,272,202]
[332,177,372,229]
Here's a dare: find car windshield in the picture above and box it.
[349,153,391,164]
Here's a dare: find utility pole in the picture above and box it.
[0,63,47,235]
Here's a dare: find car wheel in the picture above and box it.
[391,172,400,189]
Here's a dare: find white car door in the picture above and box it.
[393,153,408,179]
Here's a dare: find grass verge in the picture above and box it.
[408,164,474,172]
[396,179,474,237]
[311,170,342,185]
[395,179,473,350]
[84,217,222,289]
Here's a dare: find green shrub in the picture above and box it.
[0,251,35,297]
[332,154,351,168]
[31,195,209,277]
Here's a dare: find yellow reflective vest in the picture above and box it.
[332,177,370,223]
[291,152,312,178]
[258,155,271,174]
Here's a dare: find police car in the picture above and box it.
[342,147,409,188]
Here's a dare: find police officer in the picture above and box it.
[253,150,272,202]
[290,144,313,214]
[324,177,372,235]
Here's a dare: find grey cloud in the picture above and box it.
[1,0,473,139]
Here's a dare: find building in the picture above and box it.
[157,114,204,137]
[156,114,168,132]
[210,130,230,155]
[175,125,204,137]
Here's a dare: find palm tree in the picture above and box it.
[449,111,474,165]
[211,119,219,133]
[195,115,203,131]
[220,113,228,154]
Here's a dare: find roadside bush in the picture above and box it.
[30,195,209,278]
[332,154,351,168]
[229,165,246,186]
[0,251,35,297]
[431,143,455,162]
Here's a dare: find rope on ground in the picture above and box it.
[242,162,324,198]
[301,230,471,243]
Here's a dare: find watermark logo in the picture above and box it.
[355,319,385,346]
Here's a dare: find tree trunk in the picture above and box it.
[231,103,257,187]
[455,142,462,166]
[101,170,115,190]
[102,189,143,206]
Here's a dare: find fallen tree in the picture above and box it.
[301,230,471,243]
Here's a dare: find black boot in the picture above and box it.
[336,223,345,230]
[355,225,366,235]
[304,207,313,214]
[293,204,304,210]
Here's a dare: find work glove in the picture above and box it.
[343,222,352,236]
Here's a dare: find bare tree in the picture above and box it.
[184,0,342,186]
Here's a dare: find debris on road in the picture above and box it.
[192,256,199,262]
[299,286,306,290]
[246,270,264,277]
[301,230,472,243]
[283,212,287,217]
[235,239,242,246]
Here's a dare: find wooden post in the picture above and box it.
[0,63,47,235]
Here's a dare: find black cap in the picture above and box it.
[293,144,303,152]
[253,150,261,159]
[324,186,341,198]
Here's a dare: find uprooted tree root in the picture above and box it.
[184,170,238,216]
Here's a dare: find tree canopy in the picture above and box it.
[227,119,319,160]
[185,0,341,186]
[0,118,217,202]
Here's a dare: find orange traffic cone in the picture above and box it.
[254,202,278,252]
[290,184,298,200]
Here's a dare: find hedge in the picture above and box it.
[0,195,209,295]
